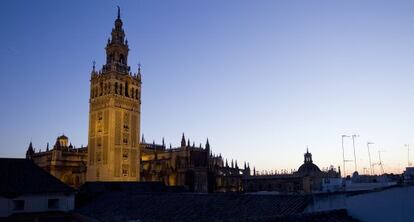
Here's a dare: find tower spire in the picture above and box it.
[181,133,186,148]
[138,63,141,75]
[101,6,129,74]
[117,6,121,19]
[205,138,210,150]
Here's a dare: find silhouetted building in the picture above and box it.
[0,158,75,217]
[243,149,340,194]
[403,167,414,184]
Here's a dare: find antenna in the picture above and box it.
[367,142,374,175]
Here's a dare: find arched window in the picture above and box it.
[110,53,114,62]
[100,82,103,96]
[135,89,139,99]
[119,54,125,64]
[125,82,129,97]
[120,84,123,96]
[115,82,118,94]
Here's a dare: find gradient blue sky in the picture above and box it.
[1,0,414,175]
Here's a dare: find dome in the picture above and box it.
[297,162,321,175]
[296,149,321,176]
[58,135,68,140]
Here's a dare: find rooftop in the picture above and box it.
[0,158,75,198]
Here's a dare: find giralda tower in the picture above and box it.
[87,7,141,181]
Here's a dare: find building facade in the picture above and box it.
[27,134,244,192]
[26,135,87,187]
[140,134,245,192]
[87,8,141,182]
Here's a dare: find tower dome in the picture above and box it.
[297,149,321,176]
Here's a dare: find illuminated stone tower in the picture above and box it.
[87,7,141,181]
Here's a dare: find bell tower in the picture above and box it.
[87,7,141,181]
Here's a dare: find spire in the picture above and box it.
[102,6,129,74]
[46,142,49,152]
[205,138,210,150]
[117,5,121,19]
[92,60,96,72]
[26,142,35,159]
[181,133,186,148]
[225,159,228,167]
[141,134,145,143]
[304,148,313,163]
[138,63,141,75]
[162,137,165,147]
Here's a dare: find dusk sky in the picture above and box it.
[1,0,414,175]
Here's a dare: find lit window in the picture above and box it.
[96,152,101,162]
[122,165,129,176]
[123,150,129,160]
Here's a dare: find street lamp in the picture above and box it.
[352,134,359,173]
[342,135,351,177]
[405,144,411,167]
[367,142,374,175]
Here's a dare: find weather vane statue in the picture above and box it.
[117,6,120,19]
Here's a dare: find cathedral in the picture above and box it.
[26,8,245,193]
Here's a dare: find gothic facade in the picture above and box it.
[26,134,245,192]
[26,135,87,187]
[140,134,246,192]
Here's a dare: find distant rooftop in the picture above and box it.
[0,158,75,198]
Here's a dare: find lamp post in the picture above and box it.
[352,134,359,173]
[342,135,350,177]
[405,144,411,167]
[367,142,374,175]
[378,150,385,175]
